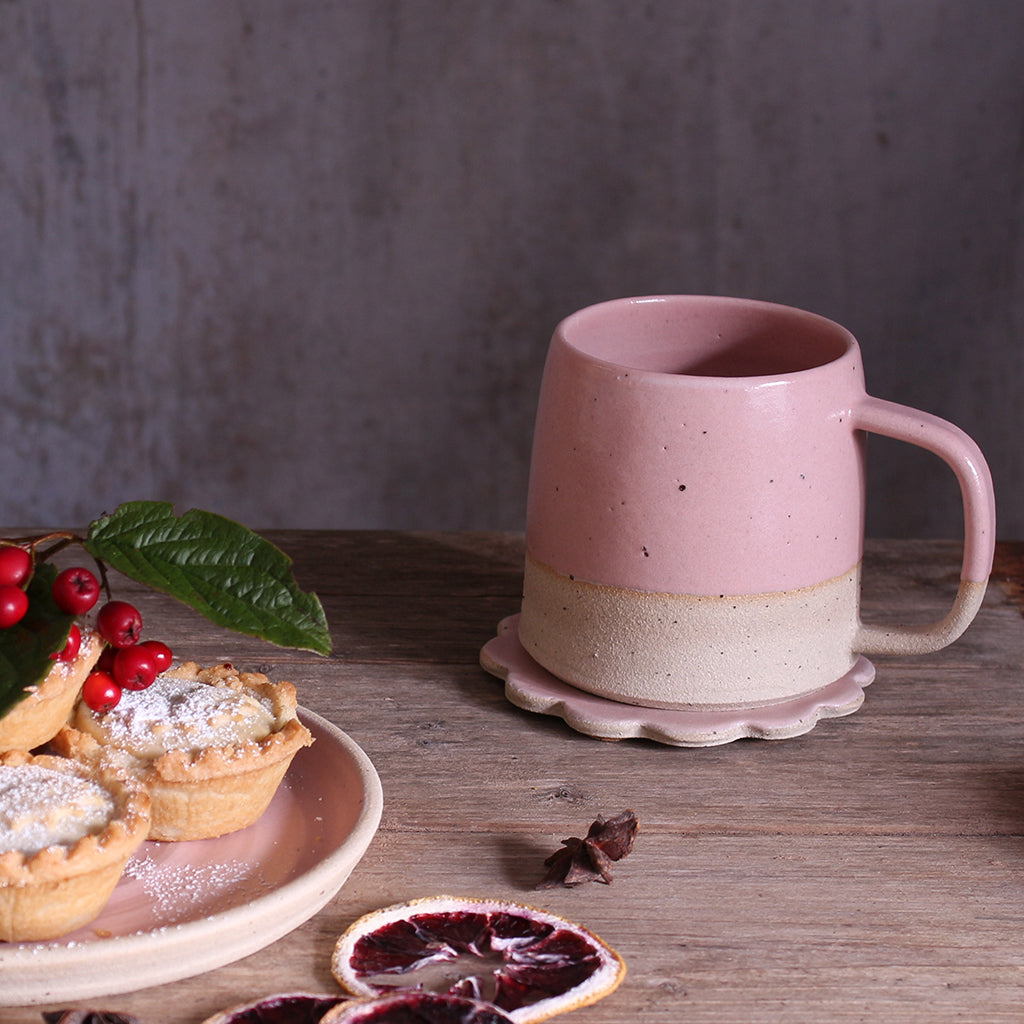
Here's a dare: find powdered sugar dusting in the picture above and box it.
[83,673,276,758]
[0,765,114,855]
[123,849,263,921]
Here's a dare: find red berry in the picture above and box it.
[52,622,82,663]
[96,600,143,648]
[0,585,28,628]
[96,645,117,674]
[140,639,173,673]
[82,670,121,712]
[113,645,158,691]
[52,567,101,615]
[0,546,31,587]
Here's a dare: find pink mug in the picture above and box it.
[518,295,996,711]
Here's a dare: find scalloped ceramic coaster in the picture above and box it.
[480,615,874,747]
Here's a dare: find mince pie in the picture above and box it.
[0,749,151,941]
[54,662,313,841]
[0,627,103,754]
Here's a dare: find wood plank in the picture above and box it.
[24,833,1024,1024]
[3,534,1024,1022]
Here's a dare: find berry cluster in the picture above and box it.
[0,541,173,714]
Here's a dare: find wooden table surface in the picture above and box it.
[3,531,1024,1024]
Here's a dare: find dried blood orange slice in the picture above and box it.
[200,992,346,1024]
[330,896,625,1024]
[321,992,515,1023]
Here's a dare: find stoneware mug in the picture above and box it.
[515,295,996,718]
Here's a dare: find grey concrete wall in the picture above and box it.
[1,1,1021,538]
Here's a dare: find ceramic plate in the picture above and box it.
[0,708,384,1006]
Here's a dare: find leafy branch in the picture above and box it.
[0,502,332,718]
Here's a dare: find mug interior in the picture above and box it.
[560,296,853,377]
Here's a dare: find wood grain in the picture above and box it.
[2,533,1024,1022]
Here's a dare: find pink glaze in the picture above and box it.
[525,296,995,596]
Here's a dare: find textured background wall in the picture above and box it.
[1,1,1021,537]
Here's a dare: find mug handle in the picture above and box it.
[851,396,996,656]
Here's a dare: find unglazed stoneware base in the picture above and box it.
[480,615,875,747]
[520,554,862,709]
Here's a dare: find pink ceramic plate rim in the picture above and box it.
[0,708,384,1007]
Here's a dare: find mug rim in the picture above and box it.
[555,294,858,382]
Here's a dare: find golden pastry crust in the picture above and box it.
[0,627,103,754]
[0,749,151,942]
[54,662,313,842]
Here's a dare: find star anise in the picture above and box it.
[536,809,638,888]
[42,1012,145,1024]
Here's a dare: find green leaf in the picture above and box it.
[83,502,332,656]
[0,564,75,719]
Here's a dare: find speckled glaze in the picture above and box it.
[519,295,996,711]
